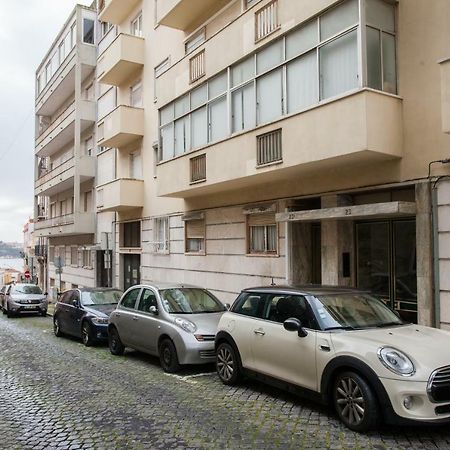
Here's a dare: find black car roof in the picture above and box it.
[241,285,368,296]
[75,287,122,293]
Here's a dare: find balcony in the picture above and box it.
[34,212,95,238]
[97,178,144,212]
[157,0,233,31]
[99,0,141,25]
[156,89,403,198]
[97,105,144,148]
[98,33,144,86]
[36,44,96,117]
[36,100,96,157]
[439,57,450,134]
[35,155,95,196]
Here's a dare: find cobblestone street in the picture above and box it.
[1,314,450,450]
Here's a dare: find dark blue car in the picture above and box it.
[53,288,122,346]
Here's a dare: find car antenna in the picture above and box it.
[270,277,276,286]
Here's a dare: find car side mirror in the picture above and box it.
[72,299,80,308]
[44,292,48,296]
[149,305,158,315]
[283,318,308,338]
[225,303,231,310]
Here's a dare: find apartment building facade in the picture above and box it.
[33,4,98,293]
[95,0,450,328]
[39,0,448,329]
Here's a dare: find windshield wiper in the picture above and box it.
[376,322,404,328]
[324,326,356,331]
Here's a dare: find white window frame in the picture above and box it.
[131,12,143,37]
[185,28,206,55]
[130,80,143,107]
[153,217,170,254]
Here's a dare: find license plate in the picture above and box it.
[24,306,36,310]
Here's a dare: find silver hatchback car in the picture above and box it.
[108,283,227,372]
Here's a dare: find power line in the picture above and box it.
[0,109,34,162]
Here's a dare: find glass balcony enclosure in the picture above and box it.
[158,0,396,162]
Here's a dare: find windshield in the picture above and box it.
[159,288,226,314]
[310,293,404,330]
[81,290,122,306]
[13,285,42,295]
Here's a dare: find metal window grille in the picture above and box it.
[190,154,206,183]
[189,50,205,83]
[257,129,282,166]
[255,0,279,41]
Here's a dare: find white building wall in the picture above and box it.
[438,180,450,330]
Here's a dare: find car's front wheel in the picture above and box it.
[109,327,125,356]
[53,317,63,337]
[81,321,94,347]
[6,304,14,318]
[333,371,379,432]
[216,342,241,385]
[159,339,181,373]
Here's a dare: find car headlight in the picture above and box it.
[174,317,197,333]
[378,347,415,376]
[91,317,109,325]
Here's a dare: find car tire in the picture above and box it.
[216,342,241,386]
[40,310,47,317]
[2,306,6,315]
[81,321,95,347]
[109,327,125,356]
[159,339,181,373]
[6,305,13,318]
[333,371,379,432]
[53,316,63,337]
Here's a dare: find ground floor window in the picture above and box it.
[185,219,205,254]
[153,217,170,253]
[247,213,278,255]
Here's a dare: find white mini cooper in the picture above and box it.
[215,286,450,432]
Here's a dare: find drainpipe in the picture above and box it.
[431,183,441,328]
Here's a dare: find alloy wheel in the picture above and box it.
[82,323,91,346]
[335,376,366,426]
[217,345,234,382]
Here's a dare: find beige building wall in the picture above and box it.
[34,4,98,292]
[95,0,450,323]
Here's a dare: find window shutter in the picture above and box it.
[248,213,276,226]
[186,219,205,239]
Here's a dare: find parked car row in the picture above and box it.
[2,280,450,432]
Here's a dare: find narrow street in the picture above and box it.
[0,314,449,450]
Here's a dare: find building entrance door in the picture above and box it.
[123,254,141,290]
[356,219,417,323]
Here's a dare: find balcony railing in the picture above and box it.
[36,101,75,143]
[36,157,74,187]
[34,245,48,258]
[97,33,145,86]
[35,214,75,229]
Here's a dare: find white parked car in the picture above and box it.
[215,286,450,432]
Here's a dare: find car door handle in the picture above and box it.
[115,313,121,318]
[253,329,265,336]
[132,316,139,321]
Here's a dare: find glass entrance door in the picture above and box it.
[356,219,417,323]
[123,254,141,290]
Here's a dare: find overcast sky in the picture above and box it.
[0,0,92,243]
